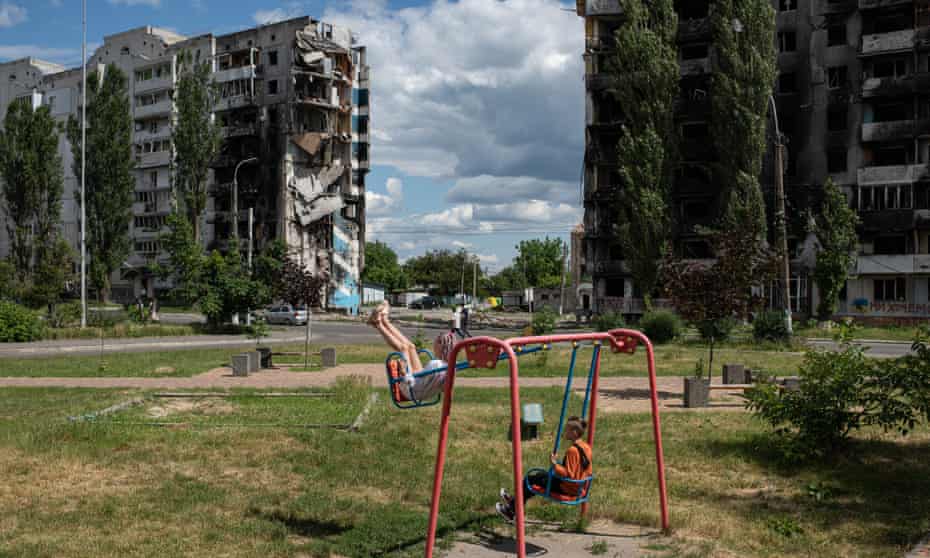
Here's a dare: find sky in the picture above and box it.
[0,0,585,272]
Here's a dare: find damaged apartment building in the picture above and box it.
[0,16,370,313]
[578,0,930,323]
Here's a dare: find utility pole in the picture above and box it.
[80,0,87,328]
[460,254,466,305]
[472,257,477,307]
[246,207,254,326]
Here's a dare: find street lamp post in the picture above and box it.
[231,157,258,249]
[81,0,88,327]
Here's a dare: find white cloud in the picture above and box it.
[447,175,579,205]
[364,177,404,216]
[253,3,303,25]
[0,45,79,64]
[324,0,585,181]
[0,3,26,27]
[367,201,581,237]
[108,0,160,6]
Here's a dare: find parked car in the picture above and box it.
[409,296,442,310]
[266,304,308,325]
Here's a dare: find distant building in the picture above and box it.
[577,0,930,323]
[0,16,370,313]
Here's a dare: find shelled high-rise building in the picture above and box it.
[577,0,930,323]
[0,16,370,313]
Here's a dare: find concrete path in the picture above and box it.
[445,520,660,558]
[907,535,930,558]
[0,363,751,413]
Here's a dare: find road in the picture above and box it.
[0,317,916,359]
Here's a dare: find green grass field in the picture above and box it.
[1,384,927,557]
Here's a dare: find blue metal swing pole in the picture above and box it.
[581,344,600,421]
[545,344,579,497]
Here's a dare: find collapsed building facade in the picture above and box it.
[0,16,370,312]
[578,0,930,323]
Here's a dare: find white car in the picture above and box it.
[266,304,308,325]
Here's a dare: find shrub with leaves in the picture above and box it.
[753,310,791,342]
[745,324,930,457]
[593,311,625,332]
[531,307,557,335]
[0,300,44,342]
[639,309,682,344]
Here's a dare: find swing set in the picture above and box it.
[382,328,670,558]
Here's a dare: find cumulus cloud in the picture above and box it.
[324,0,584,181]
[368,200,581,236]
[108,0,160,6]
[365,177,404,216]
[0,3,26,27]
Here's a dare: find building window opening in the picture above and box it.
[827,23,847,46]
[681,44,709,60]
[875,235,908,254]
[778,0,795,11]
[777,31,797,53]
[828,66,848,89]
[681,122,709,139]
[268,80,279,95]
[874,277,906,302]
[874,101,909,122]
[269,50,278,66]
[874,145,909,166]
[778,72,797,93]
[828,149,848,173]
[674,0,709,19]
[872,58,908,79]
[828,105,848,131]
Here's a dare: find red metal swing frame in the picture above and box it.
[423,329,670,558]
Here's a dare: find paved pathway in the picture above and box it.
[0,363,751,413]
[908,535,930,558]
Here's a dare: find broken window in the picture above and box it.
[827,23,847,47]
[874,145,909,165]
[872,58,908,79]
[827,66,848,89]
[778,73,797,94]
[268,80,278,95]
[874,277,907,302]
[874,102,909,122]
[876,236,908,255]
[828,105,848,131]
[778,0,795,11]
[827,149,847,173]
[269,50,278,66]
[681,122,709,139]
[674,0,709,20]
[778,31,797,53]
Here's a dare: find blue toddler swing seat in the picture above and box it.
[523,342,602,506]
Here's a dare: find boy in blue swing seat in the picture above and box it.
[496,416,593,522]
[369,301,455,401]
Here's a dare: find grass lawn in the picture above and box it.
[1,384,927,557]
[796,324,924,343]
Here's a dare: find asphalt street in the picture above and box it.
[0,317,915,359]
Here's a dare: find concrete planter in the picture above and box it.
[247,351,260,372]
[684,377,710,408]
[723,364,746,384]
[231,354,249,377]
[257,347,272,368]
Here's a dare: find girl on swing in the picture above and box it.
[495,416,593,522]
[368,301,455,402]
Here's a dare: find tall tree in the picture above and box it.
[609,0,679,305]
[813,179,859,320]
[67,67,136,302]
[362,241,406,292]
[403,249,478,296]
[710,0,777,231]
[172,52,222,241]
[513,237,564,289]
[0,101,64,278]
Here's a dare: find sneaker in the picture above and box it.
[499,488,513,505]
[495,502,515,523]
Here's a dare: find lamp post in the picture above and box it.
[732,17,793,334]
[231,156,258,249]
[81,0,87,328]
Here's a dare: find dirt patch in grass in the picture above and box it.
[146,398,238,418]
[150,366,176,375]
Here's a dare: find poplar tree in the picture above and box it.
[67,67,135,303]
[0,101,64,279]
[609,0,679,305]
[172,51,221,241]
[813,179,859,320]
[710,0,777,232]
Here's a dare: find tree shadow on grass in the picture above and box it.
[697,432,930,550]
[256,509,349,538]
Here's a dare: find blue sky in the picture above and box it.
[0,0,585,272]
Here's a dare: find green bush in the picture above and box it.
[0,301,44,342]
[592,311,625,332]
[531,307,557,335]
[88,309,126,328]
[745,325,930,458]
[753,310,791,342]
[47,301,83,328]
[639,310,682,344]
